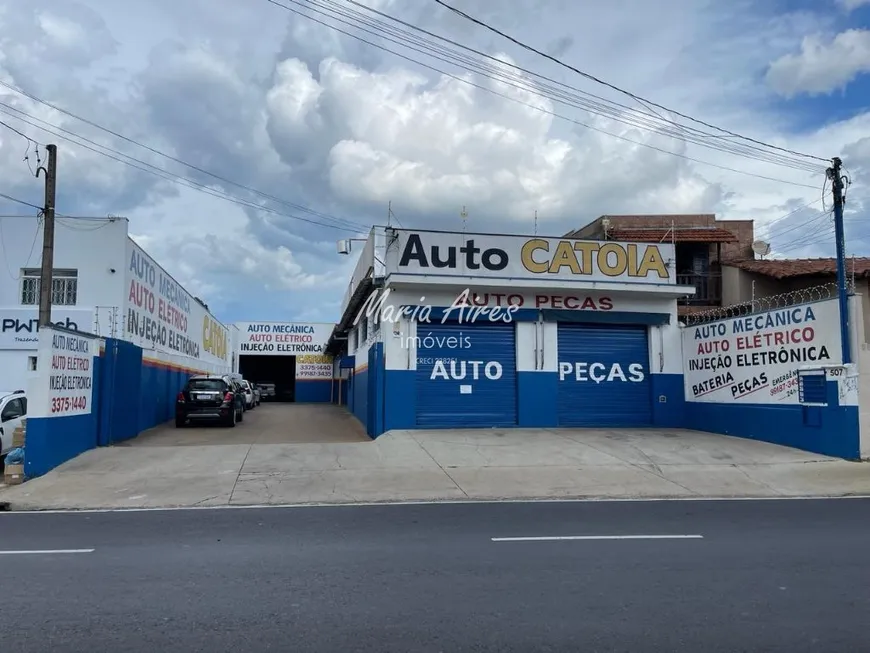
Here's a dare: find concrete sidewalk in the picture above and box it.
[2,427,868,510]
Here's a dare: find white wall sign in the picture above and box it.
[38,329,97,417]
[296,354,334,379]
[123,240,229,365]
[0,308,94,350]
[682,299,841,404]
[388,230,675,284]
[236,322,334,356]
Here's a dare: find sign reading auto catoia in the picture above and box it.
[386,229,674,284]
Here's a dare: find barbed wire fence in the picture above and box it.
[683,282,851,327]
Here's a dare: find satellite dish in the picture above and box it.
[752,240,771,258]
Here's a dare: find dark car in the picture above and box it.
[175,375,245,428]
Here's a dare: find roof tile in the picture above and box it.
[606,227,738,243]
[726,258,870,279]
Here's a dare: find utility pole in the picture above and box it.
[828,156,850,364]
[37,143,57,327]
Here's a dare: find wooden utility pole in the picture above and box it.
[37,143,57,327]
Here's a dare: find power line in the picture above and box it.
[0,119,40,145]
[335,0,822,174]
[262,0,822,189]
[0,103,370,234]
[432,0,828,165]
[0,81,370,233]
[0,191,42,211]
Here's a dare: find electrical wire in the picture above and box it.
[262,0,823,189]
[0,213,42,280]
[333,0,822,174]
[0,118,39,144]
[0,104,371,234]
[0,191,42,212]
[432,0,828,165]
[0,82,370,233]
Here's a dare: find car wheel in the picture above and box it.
[175,416,186,428]
[227,408,237,428]
[238,406,244,422]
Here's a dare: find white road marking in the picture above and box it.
[0,549,95,555]
[2,495,868,514]
[491,535,704,542]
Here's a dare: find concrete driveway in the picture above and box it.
[124,403,368,446]
[2,415,869,509]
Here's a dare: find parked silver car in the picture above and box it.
[240,380,257,410]
[257,383,276,400]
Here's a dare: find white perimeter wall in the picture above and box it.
[0,217,129,333]
[361,285,681,375]
[848,293,870,459]
[0,218,130,391]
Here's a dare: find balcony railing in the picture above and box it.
[677,272,722,305]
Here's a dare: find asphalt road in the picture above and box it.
[3,498,870,652]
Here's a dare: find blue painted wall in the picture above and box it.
[684,379,860,459]
[367,343,385,438]
[517,372,557,428]
[351,365,369,429]
[24,336,230,478]
[381,370,683,434]
[24,353,103,478]
[650,374,685,428]
[296,380,332,403]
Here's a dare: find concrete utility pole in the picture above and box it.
[828,156,850,364]
[36,143,57,327]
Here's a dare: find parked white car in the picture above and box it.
[241,380,256,410]
[0,390,26,456]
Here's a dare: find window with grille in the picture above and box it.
[20,268,78,306]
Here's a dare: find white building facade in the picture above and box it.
[0,216,231,392]
[328,227,695,436]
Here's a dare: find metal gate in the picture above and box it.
[415,322,517,428]
[557,323,653,427]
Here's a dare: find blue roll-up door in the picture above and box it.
[557,323,652,427]
[416,322,517,428]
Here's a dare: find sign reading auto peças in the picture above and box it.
[391,230,674,283]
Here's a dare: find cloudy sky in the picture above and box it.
[1,0,868,325]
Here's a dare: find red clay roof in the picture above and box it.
[726,258,870,279]
[606,227,738,243]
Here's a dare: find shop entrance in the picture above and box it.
[239,355,297,402]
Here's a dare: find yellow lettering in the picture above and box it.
[572,242,598,275]
[202,316,228,360]
[521,239,549,273]
[597,243,627,276]
[637,245,669,278]
[548,241,581,274]
[299,355,333,364]
[627,244,638,276]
